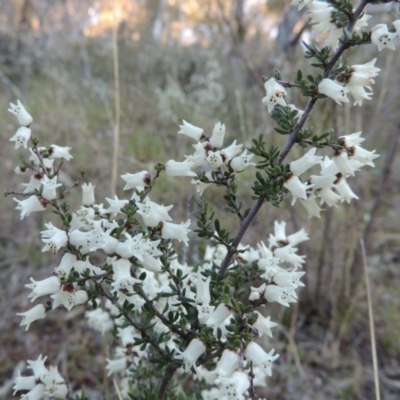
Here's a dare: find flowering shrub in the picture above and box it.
[6,1,396,399]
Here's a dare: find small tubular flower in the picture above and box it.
[334,175,359,203]
[178,120,204,141]
[10,126,31,149]
[165,160,196,177]
[209,122,226,148]
[8,99,33,126]
[41,175,62,201]
[230,150,255,172]
[264,284,297,307]
[244,342,279,377]
[48,144,73,160]
[215,350,240,377]
[14,196,46,219]
[262,78,287,113]
[121,170,151,190]
[371,24,396,51]
[17,304,47,330]
[81,182,95,206]
[290,147,322,176]
[175,338,206,372]
[252,312,278,338]
[283,174,311,200]
[318,79,350,105]
[161,220,191,245]
[26,276,61,302]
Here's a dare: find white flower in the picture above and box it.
[14,195,46,219]
[230,150,256,172]
[8,99,33,126]
[290,148,322,176]
[249,283,266,301]
[106,357,128,376]
[206,304,232,330]
[317,187,342,207]
[300,194,322,219]
[139,253,162,272]
[206,150,224,169]
[333,151,357,176]
[218,371,250,399]
[48,144,73,160]
[22,174,42,193]
[371,24,397,51]
[348,58,380,87]
[17,304,47,330]
[210,122,226,148]
[13,373,37,395]
[349,145,379,166]
[20,383,45,400]
[274,267,306,288]
[178,120,204,141]
[81,182,95,206]
[175,338,206,372]
[42,366,68,399]
[195,274,211,305]
[165,160,196,177]
[118,326,136,347]
[287,228,309,247]
[348,85,373,106]
[41,175,62,201]
[104,195,128,214]
[264,285,297,307]
[121,170,151,190]
[262,78,287,113]
[9,126,31,149]
[196,303,215,324]
[26,276,61,302]
[273,245,306,266]
[244,342,279,377]
[284,174,311,200]
[215,350,240,377]
[191,172,212,195]
[41,226,68,254]
[137,197,173,227]
[51,284,88,311]
[86,308,114,334]
[221,140,243,162]
[318,79,350,105]
[252,312,278,338]
[27,354,49,380]
[310,174,336,189]
[161,220,191,245]
[334,175,358,203]
[339,131,365,147]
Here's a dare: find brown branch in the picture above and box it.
[99,284,170,361]
[158,366,178,400]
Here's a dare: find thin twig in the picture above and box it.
[158,366,177,400]
[279,0,370,163]
[135,287,188,338]
[360,239,381,400]
[99,284,170,361]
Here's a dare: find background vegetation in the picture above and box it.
[0,0,399,398]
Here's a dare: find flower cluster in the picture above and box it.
[6,0,387,398]
[13,355,68,399]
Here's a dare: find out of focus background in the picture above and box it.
[1,0,400,399]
